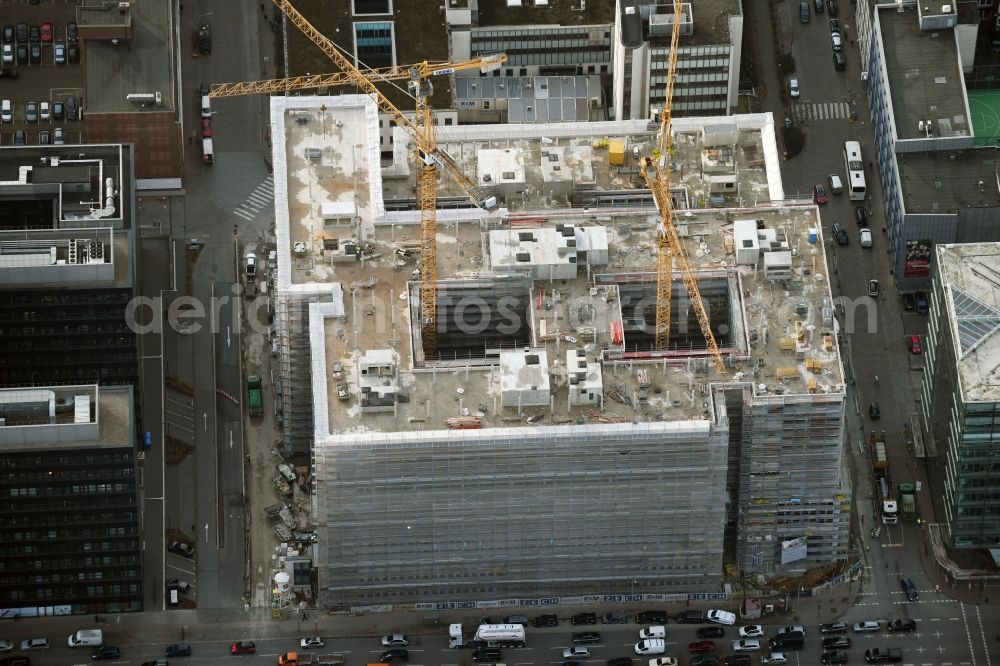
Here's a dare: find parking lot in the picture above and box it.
[0,0,85,145]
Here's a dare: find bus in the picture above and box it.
[843,141,866,201]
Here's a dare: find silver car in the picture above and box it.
[852,621,880,633]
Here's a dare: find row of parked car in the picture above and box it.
[3,128,68,145]
[1,97,80,123]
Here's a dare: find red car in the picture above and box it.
[688,641,716,654]
[813,184,829,205]
[40,21,52,43]
[908,335,922,355]
[201,117,212,138]
[230,641,256,655]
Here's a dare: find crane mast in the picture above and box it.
[645,0,726,374]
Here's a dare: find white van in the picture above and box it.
[200,94,212,118]
[68,629,103,647]
[202,137,214,165]
[169,588,179,606]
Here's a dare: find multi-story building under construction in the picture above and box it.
[266,95,852,606]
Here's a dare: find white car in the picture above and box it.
[381,634,409,647]
[634,639,666,656]
[790,78,800,98]
[732,639,761,652]
[0,640,12,652]
[299,636,325,649]
[860,227,872,248]
[706,610,736,626]
[761,653,788,664]
[2,44,12,65]
[40,101,50,121]
[639,625,666,639]
[852,620,880,633]
[739,625,764,638]
[648,659,678,666]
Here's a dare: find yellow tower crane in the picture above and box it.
[207,57,507,98]
[268,0,503,357]
[641,0,726,374]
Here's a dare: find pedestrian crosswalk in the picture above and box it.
[233,174,274,221]
[791,102,851,122]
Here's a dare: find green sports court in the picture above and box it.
[969,90,1000,147]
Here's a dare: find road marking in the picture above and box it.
[974,604,991,666]
[960,603,976,666]
[229,430,233,449]
[791,101,851,122]
[234,209,255,221]
[233,175,275,220]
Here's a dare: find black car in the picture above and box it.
[833,50,846,70]
[533,613,559,627]
[166,643,192,657]
[820,622,847,634]
[833,222,849,246]
[828,0,839,15]
[636,610,668,624]
[887,618,916,632]
[472,648,500,663]
[915,291,929,314]
[380,648,409,662]
[67,23,78,43]
[724,656,751,666]
[2,26,13,43]
[16,44,27,65]
[602,610,629,624]
[823,636,851,649]
[869,402,880,419]
[697,626,726,639]
[0,658,31,666]
[855,206,868,227]
[822,651,849,664]
[167,540,195,557]
[571,612,597,625]
[28,26,39,43]
[572,631,601,644]
[607,659,633,666]
[901,577,919,601]
[769,636,804,650]
[91,646,121,661]
[675,610,705,624]
[830,18,840,31]
[814,0,824,12]
[16,23,28,43]
[0,68,17,79]
[29,44,40,64]
[691,657,721,666]
[68,43,79,63]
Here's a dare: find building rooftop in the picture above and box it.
[936,242,1000,402]
[0,145,132,288]
[0,385,132,451]
[270,96,845,442]
[476,0,616,27]
[896,150,1000,213]
[878,6,971,142]
[632,0,742,47]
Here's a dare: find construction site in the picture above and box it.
[241,0,854,607]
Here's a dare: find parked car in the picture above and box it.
[19,639,48,651]
[706,610,736,626]
[820,622,847,634]
[230,642,256,655]
[91,646,121,661]
[860,227,873,247]
[380,648,409,662]
[697,627,725,639]
[1,44,11,64]
[25,101,37,123]
[67,22,78,43]
[52,99,64,120]
[828,0,839,15]
[869,402,881,419]
[855,207,868,226]
[761,655,788,665]
[639,626,665,640]
[724,657,751,666]
[0,642,11,653]
[691,657,720,666]
[790,78,800,98]
[39,101,49,120]
[572,632,602,644]
[17,44,28,64]
[731,640,760,652]
[603,610,629,624]
[29,43,40,64]
[813,183,828,204]
[832,223,849,246]
[887,618,916,632]
[534,614,559,627]
[823,636,851,649]
[821,651,849,664]
[2,26,13,43]
[675,610,705,624]
[868,279,880,297]
[831,31,843,51]
[908,335,922,355]
[800,1,810,22]
[38,129,51,145]
[915,291,929,314]
[53,127,64,144]
[300,637,325,649]
[901,577,919,601]
[28,25,39,43]
[853,621,881,633]
[16,23,28,43]
[54,42,65,65]
[40,21,52,42]
[739,626,764,638]
[571,612,598,625]
[688,641,716,654]
[0,658,31,666]
[647,659,678,666]
[166,644,192,657]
